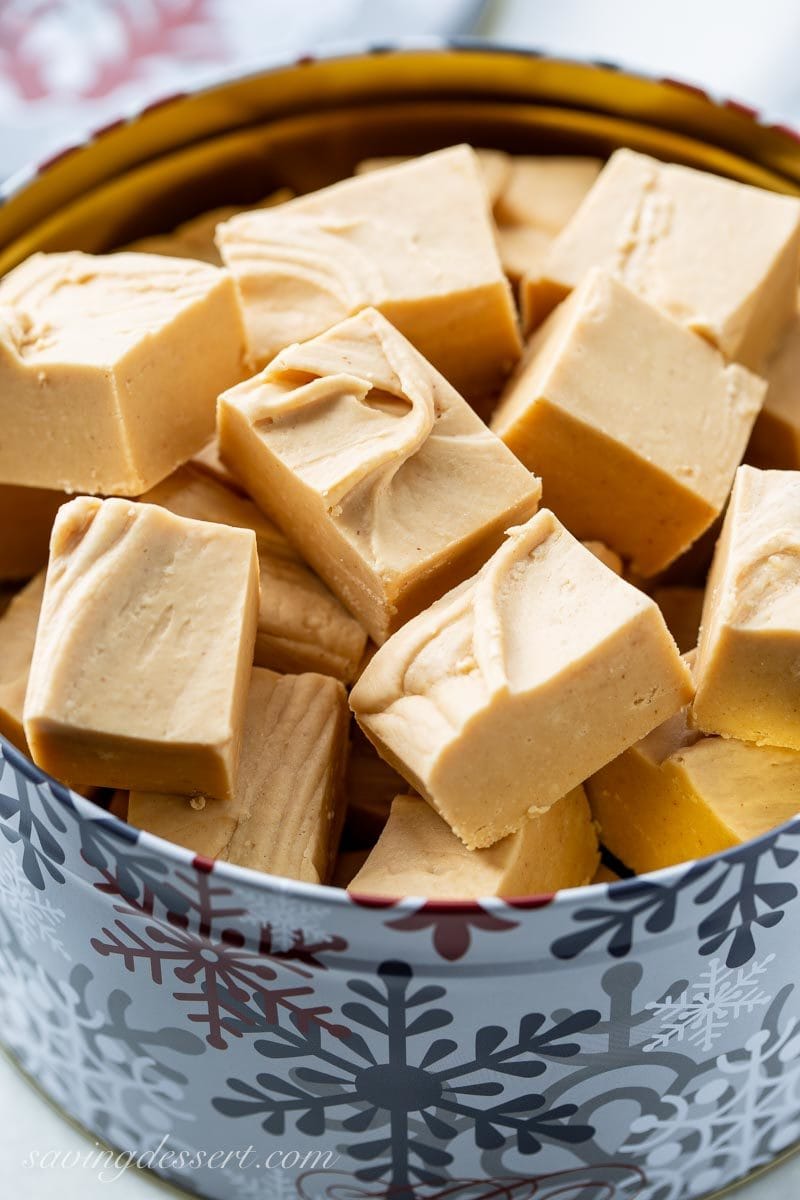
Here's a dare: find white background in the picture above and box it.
[4,1,800,1197]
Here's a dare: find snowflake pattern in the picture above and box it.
[214,960,600,1198]
[0,919,205,1150]
[644,956,774,1053]
[90,864,348,1049]
[551,828,800,967]
[0,843,69,958]
[622,988,800,1200]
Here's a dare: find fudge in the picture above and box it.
[108,790,129,820]
[344,729,406,847]
[653,586,705,653]
[0,572,45,752]
[492,269,764,575]
[348,788,598,899]
[24,498,259,798]
[748,308,800,470]
[142,465,367,682]
[128,190,294,266]
[129,668,348,884]
[356,148,512,208]
[583,541,624,576]
[217,146,521,396]
[693,466,800,748]
[588,706,800,873]
[191,436,247,494]
[350,509,693,849]
[218,307,540,644]
[0,484,64,580]
[523,149,800,367]
[494,156,603,233]
[592,864,622,885]
[0,251,245,494]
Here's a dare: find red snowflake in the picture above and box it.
[90,864,349,1050]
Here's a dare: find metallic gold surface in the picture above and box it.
[2,45,800,277]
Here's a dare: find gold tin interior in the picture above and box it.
[2,44,800,274]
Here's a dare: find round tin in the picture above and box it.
[1,42,800,1200]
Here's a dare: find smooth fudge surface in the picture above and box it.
[0,571,45,752]
[693,466,800,749]
[349,788,599,899]
[523,148,800,367]
[216,146,521,395]
[0,484,65,581]
[749,308,800,470]
[142,465,367,683]
[0,251,245,495]
[493,269,764,576]
[588,703,800,873]
[350,509,693,849]
[495,155,603,233]
[218,307,540,644]
[356,148,512,207]
[24,498,259,798]
[129,668,349,884]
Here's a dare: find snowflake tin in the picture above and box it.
[1,41,800,1200]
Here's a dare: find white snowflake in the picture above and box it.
[243,885,332,953]
[0,939,194,1152]
[622,1009,800,1200]
[643,956,774,1053]
[0,846,70,959]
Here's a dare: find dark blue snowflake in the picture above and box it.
[0,744,68,890]
[214,960,600,1198]
[552,828,800,968]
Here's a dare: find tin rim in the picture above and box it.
[2,38,800,912]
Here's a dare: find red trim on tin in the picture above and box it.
[768,122,800,145]
[724,98,760,119]
[91,116,127,138]
[192,854,216,874]
[37,143,81,172]
[660,76,711,102]
[348,892,399,909]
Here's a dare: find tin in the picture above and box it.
[1,43,799,1200]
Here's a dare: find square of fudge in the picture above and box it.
[24,497,259,799]
[693,466,800,749]
[492,269,765,576]
[216,145,521,396]
[588,704,800,873]
[142,465,367,682]
[0,484,65,581]
[129,667,349,884]
[349,788,598,899]
[350,509,693,849]
[522,148,800,367]
[218,307,540,644]
[0,251,245,494]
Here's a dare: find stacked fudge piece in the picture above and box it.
[1,141,800,896]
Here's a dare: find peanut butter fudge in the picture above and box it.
[129,190,294,266]
[583,541,624,576]
[24,498,259,798]
[351,510,693,849]
[356,149,511,208]
[344,729,406,846]
[0,252,245,494]
[493,270,764,575]
[129,668,348,884]
[523,149,800,366]
[142,466,367,682]
[217,146,521,396]
[653,586,705,653]
[588,708,800,873]
[0,572,44,752]
[748,308,800,470]
[693,466,800,749]
[0,484,64,580]
[349,788,598,899]
[218,307,540,644]
[191,436,247,494]
[494,156,604,233]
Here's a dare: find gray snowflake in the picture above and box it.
[0,844,70,958]
[644,956,774,1053]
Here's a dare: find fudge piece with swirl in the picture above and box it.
[218,307,540,644]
